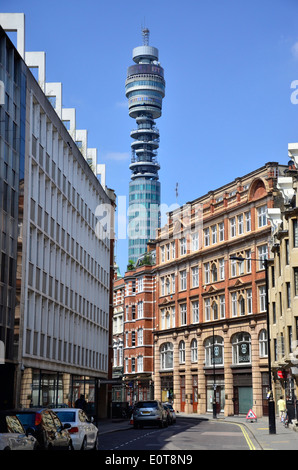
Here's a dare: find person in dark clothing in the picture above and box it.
[75,394,87,410]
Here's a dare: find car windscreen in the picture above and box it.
[135,402,158,409]
[55,411,76,422]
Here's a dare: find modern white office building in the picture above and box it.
[0,14,116,417]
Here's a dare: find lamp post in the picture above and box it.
[212,323,217,419]
[230,256,276,435]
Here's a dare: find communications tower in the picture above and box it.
[125,28,165,263]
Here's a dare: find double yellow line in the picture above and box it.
[212,419,256,450]
[235,422,256,450]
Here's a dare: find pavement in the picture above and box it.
[96,412,298,451]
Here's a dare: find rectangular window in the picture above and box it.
[231,292,237,317]
[192,300,199,323]
[137,277,144,292]
[192,232,199,251]
[180,270,187,290]
[205,299,210,321]
[230,217,236,238]
[258,245,268,269]
[285,239,290,265]
[287,282,291,309]
[220,295,225,319]
[137,329,143,346]
[272,301,276,324]
[231,257,237,277]
[245,211,251,232]
[180,304,187,325]
[137,301,144,318]
[238,214,243,235]
[166,244,170,260]
[247,289,252,314]
[257,205,267,228]
[259,286,266,312]
[137,356,143,372]
[204,262,210,284]
[219,258,225,280]
[204,228,210,247]
[171,273,176,293]
[294,268,298,296]
[161,245,165,262]
[211,225,217,244]
[219,222,224,241]
[192,266,199,288]
[171,241,176,259]
[161,277,165,296]
[180,237,187,255]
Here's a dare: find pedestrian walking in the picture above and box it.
[277,395,286,422]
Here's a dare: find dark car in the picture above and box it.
[13,408,72,450]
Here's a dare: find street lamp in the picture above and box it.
[230,256,276,434]
[212,323,217,419]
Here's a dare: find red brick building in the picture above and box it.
[122,251,156,404]
[153,163,286,417]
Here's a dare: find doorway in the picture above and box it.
[234,386,253,415]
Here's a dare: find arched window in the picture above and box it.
[191,338,198,362]
[179,340,185,364]
[205,336,224,366]
[259,329,268,357]
[232,332,251,364]
[160,342,173,370]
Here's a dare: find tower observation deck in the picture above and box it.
[125,29,165,263]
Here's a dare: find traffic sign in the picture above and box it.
[246,409,257,422]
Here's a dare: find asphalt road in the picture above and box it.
[98,417,255,451]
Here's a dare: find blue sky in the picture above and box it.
[2,0,298,275]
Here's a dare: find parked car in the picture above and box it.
[163,403,176,423]
[163,404,174,425]
[133,400,168,429]
[14,408,72,450]
[52,408,98,450]
[0,411,37,450]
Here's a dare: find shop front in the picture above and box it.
[20,368,108,419]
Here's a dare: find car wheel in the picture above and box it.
[81,436,87,450]
[92,434,98,450]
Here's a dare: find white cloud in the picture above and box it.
[105,152,130,161]
[291,42,298,59]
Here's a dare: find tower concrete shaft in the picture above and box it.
[125,29,165,263]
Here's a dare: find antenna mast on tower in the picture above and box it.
[142,27,150,46]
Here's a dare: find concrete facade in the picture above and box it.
[0,18,116,418]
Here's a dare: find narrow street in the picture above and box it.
[97,417,256,452]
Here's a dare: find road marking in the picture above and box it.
[209,420,256,450]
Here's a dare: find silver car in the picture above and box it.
[133,400,168,429]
